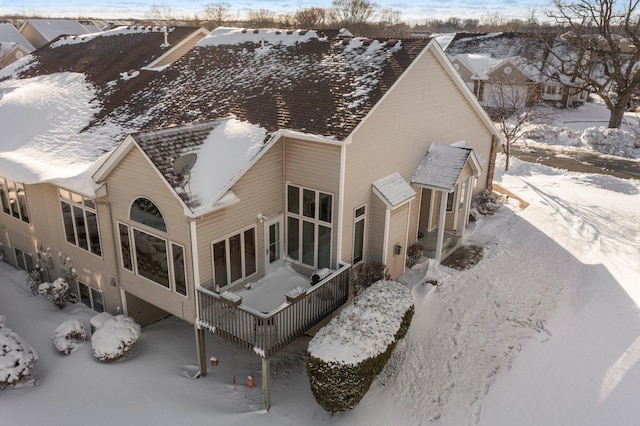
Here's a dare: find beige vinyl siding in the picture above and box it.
[367,194,386,264]
[284,137,341,192]
[284,137,342,268]
[196,140,284,287]
[408,192,420,247]
[153,31,207,68]
[106,147,196,322]
[19,23,47,49]
[340,47,494,263]
[386,203,410,279]
[0,181,123,314]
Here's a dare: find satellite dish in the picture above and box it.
[173,153,197,176]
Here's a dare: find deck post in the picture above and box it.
[262,357,271,410]
[194,325,208,377]
[436,191,448,262]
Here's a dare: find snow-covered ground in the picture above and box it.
[1,101,639,425]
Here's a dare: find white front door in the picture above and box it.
[264,215,284,274]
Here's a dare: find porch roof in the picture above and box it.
[372,172,416,209]
[412,143,479,192]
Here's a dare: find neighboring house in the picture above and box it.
[19,19,93,49]
[0,27,502,408]
[0,23,35,69]
[451,54,540,108]
[446,32,589,108]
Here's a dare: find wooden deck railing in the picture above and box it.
[196,263,350,358]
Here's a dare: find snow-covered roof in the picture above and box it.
[22,19,90,42]
[0,23,34,51]
[432,33,456,51]
[131,118,270,215]
[0,26,429,198]
[372,172,416,209]
[412,143,477,191]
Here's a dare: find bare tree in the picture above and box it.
[246,9,277,27]
[293,7,329,28]
[485,79,543,171]
[203,2,230,29]
[147,4,174,22]
[539,0,640,128]
[330,0,377,26]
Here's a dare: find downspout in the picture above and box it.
[97,200,124,314]
[335,143,347,265]
[190,218,207,377]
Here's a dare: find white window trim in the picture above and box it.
[77,281,105,313]
[285,184,334,269]
[211,225,258,291]
[58,189,102,258]
[1,178,30,223]
[352,204,367,265]
[118,221,188,298]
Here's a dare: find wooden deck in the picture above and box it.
[196,263,350,358]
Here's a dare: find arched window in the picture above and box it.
[130,197,167,232]
[118,197,187,297]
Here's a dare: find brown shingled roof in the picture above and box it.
[100,29,430,140]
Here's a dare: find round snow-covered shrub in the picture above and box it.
[52,319,87,355]
[0,315,39,389]
[306,281,414,413]
[91,315,141,362]
[38,278,70,309]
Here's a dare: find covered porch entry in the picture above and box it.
[412,143,481,262]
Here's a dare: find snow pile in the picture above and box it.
[38,278,70,309]
[91,315,141,362]
[197,27,320,48]
[309,280,413,364]
[189,118,268,214]
[51,319,87,355]
[580,126,640,158]
[0,315,38,389]
[51,26,172,48]
[0,72,110,187]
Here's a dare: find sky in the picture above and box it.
[0,0,552,23]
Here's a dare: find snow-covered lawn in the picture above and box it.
[1,103,639,424]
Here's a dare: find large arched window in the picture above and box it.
[118,197,186,297]
[130,197,167,232]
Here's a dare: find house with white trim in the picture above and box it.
[0,27,501,408]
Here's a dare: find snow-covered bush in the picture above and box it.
[0,315,39,389]
[51,319,87,355]
[470,189,502,221]
[405,242,425,268]
[38,278,70,309]
[26,270,42,296]
[350,261,389,297]
[91,315,141,362]
[307,281,414,413]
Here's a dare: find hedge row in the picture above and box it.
[306,281,414,413]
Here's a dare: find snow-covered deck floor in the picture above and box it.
[233,265,312,314]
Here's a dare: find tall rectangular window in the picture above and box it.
[1,178,30,223]
[353,206,366,264]
[213,240,227,289]
[286,185,333,268]
[119,220,187,296]
[172,244,187,296]
[59,189,101,256]
[119,223,133,271]
[212,227,256,289]
[134,229,169,288]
